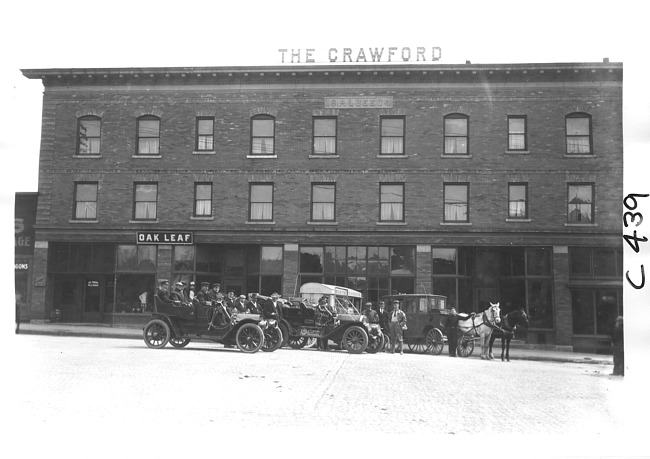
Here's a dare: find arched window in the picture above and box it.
[565,112,592,154]
[251,115,275,155]
[137,115,161,155]
[77,115,101,155]
[443,114,469,155]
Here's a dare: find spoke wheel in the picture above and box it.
[457,336,475,358]
[279,323,290,348]
[169,337,191,348]
[262,327,283,352]
[408,339,428,354]
[366,333,385,354]
[426,328,444,355]
[235,323,264,353]
[143,319,170,349]
[287,336,308,349]
[342,326,368,354]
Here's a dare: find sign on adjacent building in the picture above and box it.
[137,231,193,245]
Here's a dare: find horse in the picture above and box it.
[488,308,529,362]
[456,302,501,360]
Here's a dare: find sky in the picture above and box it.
[2,0,649,450]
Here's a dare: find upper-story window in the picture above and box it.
[444,183,469,222]
[249,183,274,221]
[196,117,214,151]
[137,115,161,155]
[194,183,212,217]
[73,182,98,220]
[380,116,405,155]
[507,116,527,151]
[311,183,336,221]
[565,113,592,154]
[379,183,405,222]
[508,183,528,219]
[444,114,469,155]
[77,116,101,155]
[133,183,158,220]
[313,117,337,155]
[251,115,275,155]
[568,183,594,223]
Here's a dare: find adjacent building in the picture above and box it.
[20,59,623,352]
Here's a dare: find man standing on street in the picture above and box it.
[446,307,460,357]
[389,300,406,355]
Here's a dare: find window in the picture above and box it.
[313,117,337,155]
[507,116,527,151]
[73,182,98,220]
[567,184,594,223]
[444,183,469,222]
[569,247,623,278]
[571,289,622,335]
[196,117,214,151]
[311,183,335,221]
[380,116,405,155]
[251,115,275,155]
[508,183,528,219]
[77,116,101,155]
[133,183,158,220]
[566,113,592,154]
[137,115,160,155]
[194,183,212,216]
[444,114,469,155]
[249,183,273,221]
[380,184,404,222]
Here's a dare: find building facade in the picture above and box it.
[21,61,623,352]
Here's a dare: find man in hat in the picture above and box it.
[170,281,186,306]
[156,279,174,306]
[363,302,379,324]
[195,282,211,307]
[316,296,335,351]
[389,299,407,355]
[270,292,284,319]
[225,291,236,314]
[245,293,261,314]
[207,283,221,301]
[233,294,247,313]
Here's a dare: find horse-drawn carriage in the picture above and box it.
[142,292,283,353]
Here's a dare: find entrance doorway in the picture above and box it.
[83,276,102,322]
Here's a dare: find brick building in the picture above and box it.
[21,60,623,352]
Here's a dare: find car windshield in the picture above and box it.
[334,296,360,315]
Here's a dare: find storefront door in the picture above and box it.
[82,276,103,322]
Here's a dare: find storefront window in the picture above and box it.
[300,246,323,273]
[499,279,526,316]
[572,289,622,335]
[390,246,414,275]
[528,280,553,328]
[173,246,195,272]
[432,248,456,275]
[261,246,283,273]
[196,245,223,273]
[367,246,390,274]
[347,246,367,275]
[324,246,347,274]
[115,245,157,314]
[527,248,551,275]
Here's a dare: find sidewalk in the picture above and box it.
[14,322,613,365]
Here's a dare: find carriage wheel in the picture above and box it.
[366,334,385,354]
[169,337,191,348]
[408,339,429,354]
[426,328,444,355]
[262,327,283,352]
[342,326,368,354]
[287,336,308,349]
[235,323,264,353]
[143,319,171,349]
[457,336,475,357]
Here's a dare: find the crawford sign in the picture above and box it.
[278,47,441,64]
[137,231,193,245]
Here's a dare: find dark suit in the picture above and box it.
[156,287,174,305]
[446,314,460,356]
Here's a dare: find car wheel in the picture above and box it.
[287,336,308,349]
[143,319,170,349]
[235,323,264,353]
[262,327,283,352]
[457,336,474,357]
[366,334,385,354]
[342,326,368,354]
[279,323,290,348]
[169,337,191,348]
[426,328,444,355]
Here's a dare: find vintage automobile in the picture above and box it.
[382,293,451,354]
[143,293,282,353]
[281,283,376,354]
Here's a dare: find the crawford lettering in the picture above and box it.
[279,47,441,64]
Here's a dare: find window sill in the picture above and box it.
[309,154,340,159]
[247,155,277,159]
[506,218,532,222]
[190,216,214,221]
[69,219,99,224]
[440,222,472,226]
[441,154,472,159]
[377,154,407,158]
[564,223,598,227]
[564,154,595,158]
[308,221,339,225]
[246,221,276,225]
[193,151,216,155]
[73,154,102,159]
[129,220,160,224]
[376,222,407,226]
[132,155,162,159]
[505,150,530,155]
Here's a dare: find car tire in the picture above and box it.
[143,319,171,349]
[235,323,264,353]
[341,326,368,354]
